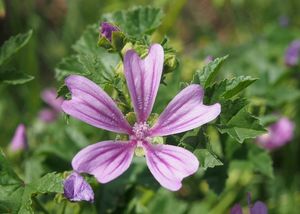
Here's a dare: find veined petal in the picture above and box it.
[124,44,164,123]
[149,84,221,136]
[143,141,199,191]
[72,141,136,183]
[62,75,132,134]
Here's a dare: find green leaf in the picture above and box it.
[248,145,274,178]
[193,55,228,88]
[194,149,223,170]
[0,67,34,85]
[179,128,223,169]
[147,189,188,214]
[55,55,85,81]
[222,76,257,99]
[204,163,228,195]
[55,24,119,86]
[0,150,63,214]
[0,30,32,66]
[217,107,266,143]
[102,6,163,38]
[204,76,256,103]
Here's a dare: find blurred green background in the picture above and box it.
[1,0,300,213]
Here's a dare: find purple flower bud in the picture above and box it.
[250,201,268,214]
[100,22,119,41]
[63,172,94,202]
[10,124,28,151]
[230,204,243,214]
[285,40,300,67]
[232,193,268,214]
[257,117,294,150]
[38,108,58,123]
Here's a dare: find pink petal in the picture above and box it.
[62,75,132,134]
[143,141,199,191]
[149,84,221,136]
[124,44,164,123]
[72,141,136,183]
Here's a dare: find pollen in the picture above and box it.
[132,122,150,140]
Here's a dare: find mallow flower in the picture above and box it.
[62,44,221,191]
[10,124,28,151]
[257,117,294,150]
[100,22,119,41]
[231,193,268,214]
[285,40,300,66]
[38,88,63,123]
[63,172,94,202]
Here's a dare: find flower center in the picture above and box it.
[132,122,150,140]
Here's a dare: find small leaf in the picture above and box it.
[0,67,34,85]
[0,30,32,66]
[194,149,223,170]
[222,76,257,99]
[217,107,266,143]
[102,6,164,38]
[248,145,274,178]
[193,55,228,88]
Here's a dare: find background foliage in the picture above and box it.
[0,0,300,213]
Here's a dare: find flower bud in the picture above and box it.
[285,40,300,67]
[100,22,119,42]
[257,117,294,150]
[10,124,28,151]
[63,172,94,202]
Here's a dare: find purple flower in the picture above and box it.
[230,204,243,214]
[204,55,214,64]
[231,193,268,214]
[10,124,28,151]
[285,40,300,66]
[257,117,294,150]
[62,44,221,191]
[250,201,268,214]
[63,172,94,202]
[100,22,119,41]
[38,88,63,123]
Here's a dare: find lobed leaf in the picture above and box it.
[193,55,228,88]
[0,150,63,214]
[102,6,164,38]
[0,30,32,66]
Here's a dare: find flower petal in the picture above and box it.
[72,141,136,183]
[143,142,199,191]
[124,44,164,123]
[62,75,132,134]
[149,84,221,136]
